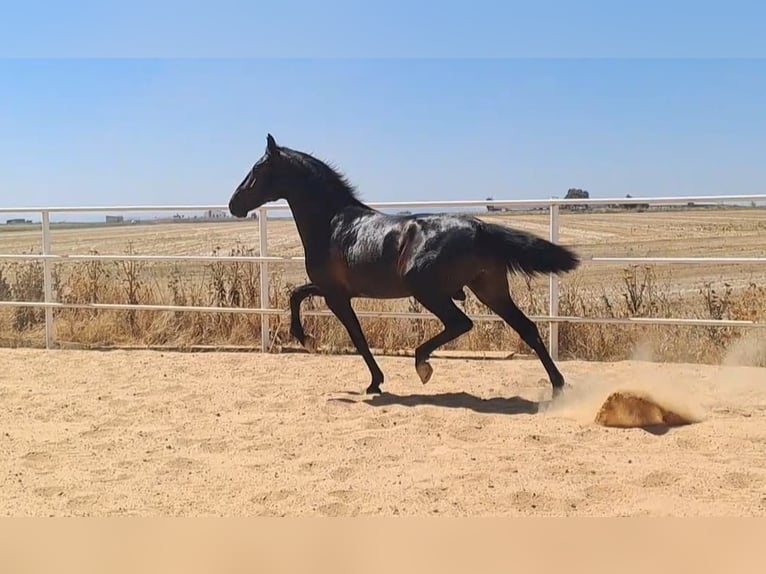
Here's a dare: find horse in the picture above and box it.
[228,134,580,398]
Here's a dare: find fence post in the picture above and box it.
[41,211,55,349]
[259,206,270,352]
[548,203,560,360]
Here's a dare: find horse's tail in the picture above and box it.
[479,222,580,276]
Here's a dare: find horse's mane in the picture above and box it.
[279,146,362,203]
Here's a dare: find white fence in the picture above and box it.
[2,194,766,359]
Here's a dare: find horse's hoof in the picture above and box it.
[365,383,382,395]
[303,335,317,353]
[416,361,433,385]
[551,384,569,400]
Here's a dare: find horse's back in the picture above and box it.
[325,209,492,297]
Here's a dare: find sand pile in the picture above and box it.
[594,391,693,428]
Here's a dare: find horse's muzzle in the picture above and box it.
[228,198,249,218]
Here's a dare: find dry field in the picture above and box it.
[1,347,765,517]
[1,207,765,364]
[2,208,766,285]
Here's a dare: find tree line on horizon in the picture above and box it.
[485,188,650,212]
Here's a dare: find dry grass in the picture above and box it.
[1,208,765,365]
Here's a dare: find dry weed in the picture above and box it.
[0,254,764,364]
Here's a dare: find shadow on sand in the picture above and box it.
[330,392,687,435]
[330,391,542,416]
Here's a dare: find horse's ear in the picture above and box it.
[266,133,278,154]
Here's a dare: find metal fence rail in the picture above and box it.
[2,193,766,357]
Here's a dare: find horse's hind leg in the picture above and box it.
[289,283,322,352]
[469,269,566,398]
[410,292,474,384]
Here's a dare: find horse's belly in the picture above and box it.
[306,256,410,299]
[347,267,411,298]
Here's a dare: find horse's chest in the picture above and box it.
[305,251,353,290]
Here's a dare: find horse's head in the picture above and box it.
[229,134,286,218]
[229,133,360,217]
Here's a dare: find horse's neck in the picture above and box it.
[286,194,363,260]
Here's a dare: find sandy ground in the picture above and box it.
[1,348,765,517]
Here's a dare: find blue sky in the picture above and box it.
[2,58,765,215]
[1,2,765,219]
[2,1,765,58]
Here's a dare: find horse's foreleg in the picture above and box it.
[324,293,385,394]
[410,293,474,385]
[289,283,322,352]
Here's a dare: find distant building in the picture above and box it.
[6,218,30,224]
[105,215,124,224]
[486,197,501,212]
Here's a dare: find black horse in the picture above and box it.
[229,134,580,398]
